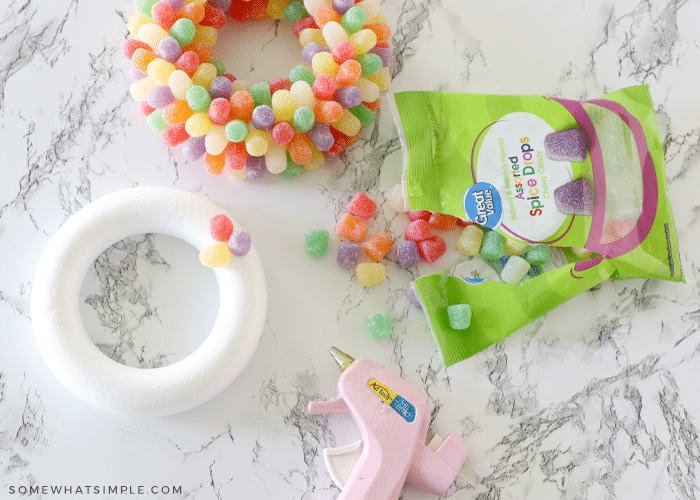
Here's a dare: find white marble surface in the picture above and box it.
[1,0,699,498]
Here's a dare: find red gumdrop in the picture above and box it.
[225,141,248,170]
[151,1,177,30]
[271,121,295,145]
[201,4,227,29]
[376,41,390,49]
[404,219,430,242]
[326,128,350,157]
[269,78,287,94]
[139,101,157,117]
[175,51,200,77]
[209,214,234,242]
[208,98,232,125]
[312,74,337,100]
[428,212,458,230]
[162,123,189,147]
[123,39,152,59]
[293,16,318,37]
[347,192,377,220]
[229,0,251,22]
[418,235,447,264]
[407,210,432,222]
[223,74,236,82]
[331,41,356,64]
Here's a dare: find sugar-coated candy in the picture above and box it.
[368,46,392,67]
[331,40,356,64]
[335,59,362,86]
[147,109,168,133]
[245,128,270,156]
[407,210,431,222]
[312,74,337,100]
[322,21,349,49]
[456,224,483,256]
[289,65,316,87]
[290,80,316,108]
[305,146,326,170]
[364,312,393,339]
[447,304,471,330]
[314,4,341,27]
[271,90,296,121]
[139,101,156,117]
[349,29,377,54]
[303,0,330,16]
[306,122,334,151]
[337,241,362,268]
[208,76,233,99]
[281,155,303,178]
[335,86,362,108]
[544,128,587,162]
[146,85,176,109]
[554,178,594,216]
[271,121,295,145]
[428,212,458,230]
[201,4,227,28]
[504,237,527,255]
[168,70,193,101]
[266,0,287,19]
[268,77,289,94]
[199,242,231,268]
[355,53,382,76]
[249,82,272,107]
[209,214,234,242]
[396,240,420,268]
[364,98,381,112]
[288,133,313,164]
[131,48,158,74]
[224,119,248,143]
[152,1,177,30]
[230,90,255,121]
[363,232,392,262]
[205,126,228,155]
[169,18,196,47]
[135,0,159,17]
[264,142,288,173]
[208,98,231,125]
[312,51,338,77]
[204,151,225,175]
[229,0,252,22]
[404,219,430,242]
[245,155,267,179]
[284,0,309,23]
[178,2,205,23]
[292,106,316,133]
[355,262,386,287]
[305,229,330,257]
[225,141,248,170]
[407,287,423,310]
[389,184,406,212]
[337,212,367,242]
[340,7,367,34]
[525,244,550,266]
[229,229,252,256]
[348,104,375,127]
[480,230,504,260]
[294,16,319,37]
[158,36,182,63]
[418,235,446,263]
[347,192,377,220]
[191,62,217,88]
[139,24,169,53]
[332,110,361,136]
[299,28,326,47]
[162,123,189,147]
[182,135,206,160]
[123,39,152,60]
[231,80,252,92]
[332,0,354,15]
[314,100,343,123]
[354,77,380,103]
[208,0,232,12]
[185,85,211,113]
[501,255,530,285]
[175,51,199,76]
[252,105,276,130]
[302,43,330,63]
[365,22,391,44]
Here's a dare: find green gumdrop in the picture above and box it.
[169,18,196,47]
[225,119,249,142]
[209,58,225,76]
[305,229,329,257]
[249,82,272,107]
[289,65,316,87]
[186,85,212,113]
[355,53,382,76]
[284,0,309,24]
[364,312,393,339]
[292,106,316,133]
[146,109,167,133]
[135,0,159,18]
[341,7,367,34]
[480,230,504,260]
[447,304,472,330]
[525,244,550,266]
[281,154,303,178]
[348,104,376,127]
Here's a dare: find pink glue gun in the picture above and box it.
[308,347,480,500]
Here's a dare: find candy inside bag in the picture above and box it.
[391,86,684,366]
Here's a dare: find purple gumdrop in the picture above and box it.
[158,36,182,63]
[544,128,587,162]
[302,43,330,63]
[208,0,232,10]
[332,0,354,15]
[245,155,266,180]
[397,240,421,268]
[163,0,185,11]
[368,46,393,67]
[407,287,423,310]
[306,122,334,152]
[251,105,275,131]
[554,178,594,215]
[129,67,146,81]
[182,136,206,161]
[146,85,176,109]
[229,229,252,256]
[209,76,233,100]
[337,241,362,268]
[334,86,362,108]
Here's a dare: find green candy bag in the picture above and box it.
[392,85,684,366]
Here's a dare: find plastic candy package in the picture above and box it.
[391,85,684,366]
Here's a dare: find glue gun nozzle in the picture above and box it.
[329,347,355,371]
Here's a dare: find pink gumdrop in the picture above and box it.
[152,1,177,29]
[312,74,337,100]
[407,210,432,222]
[347,192,377,220]
[404,219,430,242]
[175,51,200,77]
[331,41,356,64]
[208,98,232,125]
[162,123,189,147]
[209,214,234,242]
[271,121,295,145]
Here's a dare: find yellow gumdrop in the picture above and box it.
[356,262,386,287]
[191,63,217,89]
[265,143,287,174]
[267,0,287,19]
[354,77,380,103]
[290,80,316,108]
[185,112,214,137]
[504,237,527,256]
[355,0,381,22]
[138,23,169,52]
[271,90,295,122]
[231,79,252,92]
[322,21,349,49]
[349,29,377,54]
[304,145,325,171]
[127,12,152,37]
[228,168,247,181]
[311,51,338,77]
[205,126,229,155]
[168,69,194,100]
[299,28,326,47]
[364,67,391,92]
[147,58,175,85]
[369,13,388,24]
[193,25,218,46]
[245,129,270,156]
[130,77,158,102]
[332,110,361,137]
[199,243,231,268]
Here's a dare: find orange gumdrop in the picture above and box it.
[336,213,367,243]
[230,91,255,122]
[288,133,313,165]
[365,23,391,44]
[314,100,343,124]
[204,152,226,175]
[363,232,393,262]
[178,3,206,24]
[162,100,194,125]
[250,0,269,19]
[335,59,361,86]
[364,98,381,112]
[184,42,213,63]
[313,5,341,27]
[131,48,157,73]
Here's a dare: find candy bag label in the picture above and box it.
[463,182,502,230]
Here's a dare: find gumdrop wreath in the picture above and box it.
[124,0,392,179]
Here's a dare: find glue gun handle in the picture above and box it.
[308,397,349,415]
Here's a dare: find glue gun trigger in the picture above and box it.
[425,432,482,488]
[308,397,349,415]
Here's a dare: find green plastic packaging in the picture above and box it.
[392,86,684,366]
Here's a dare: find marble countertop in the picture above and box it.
[2,0,699,498]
